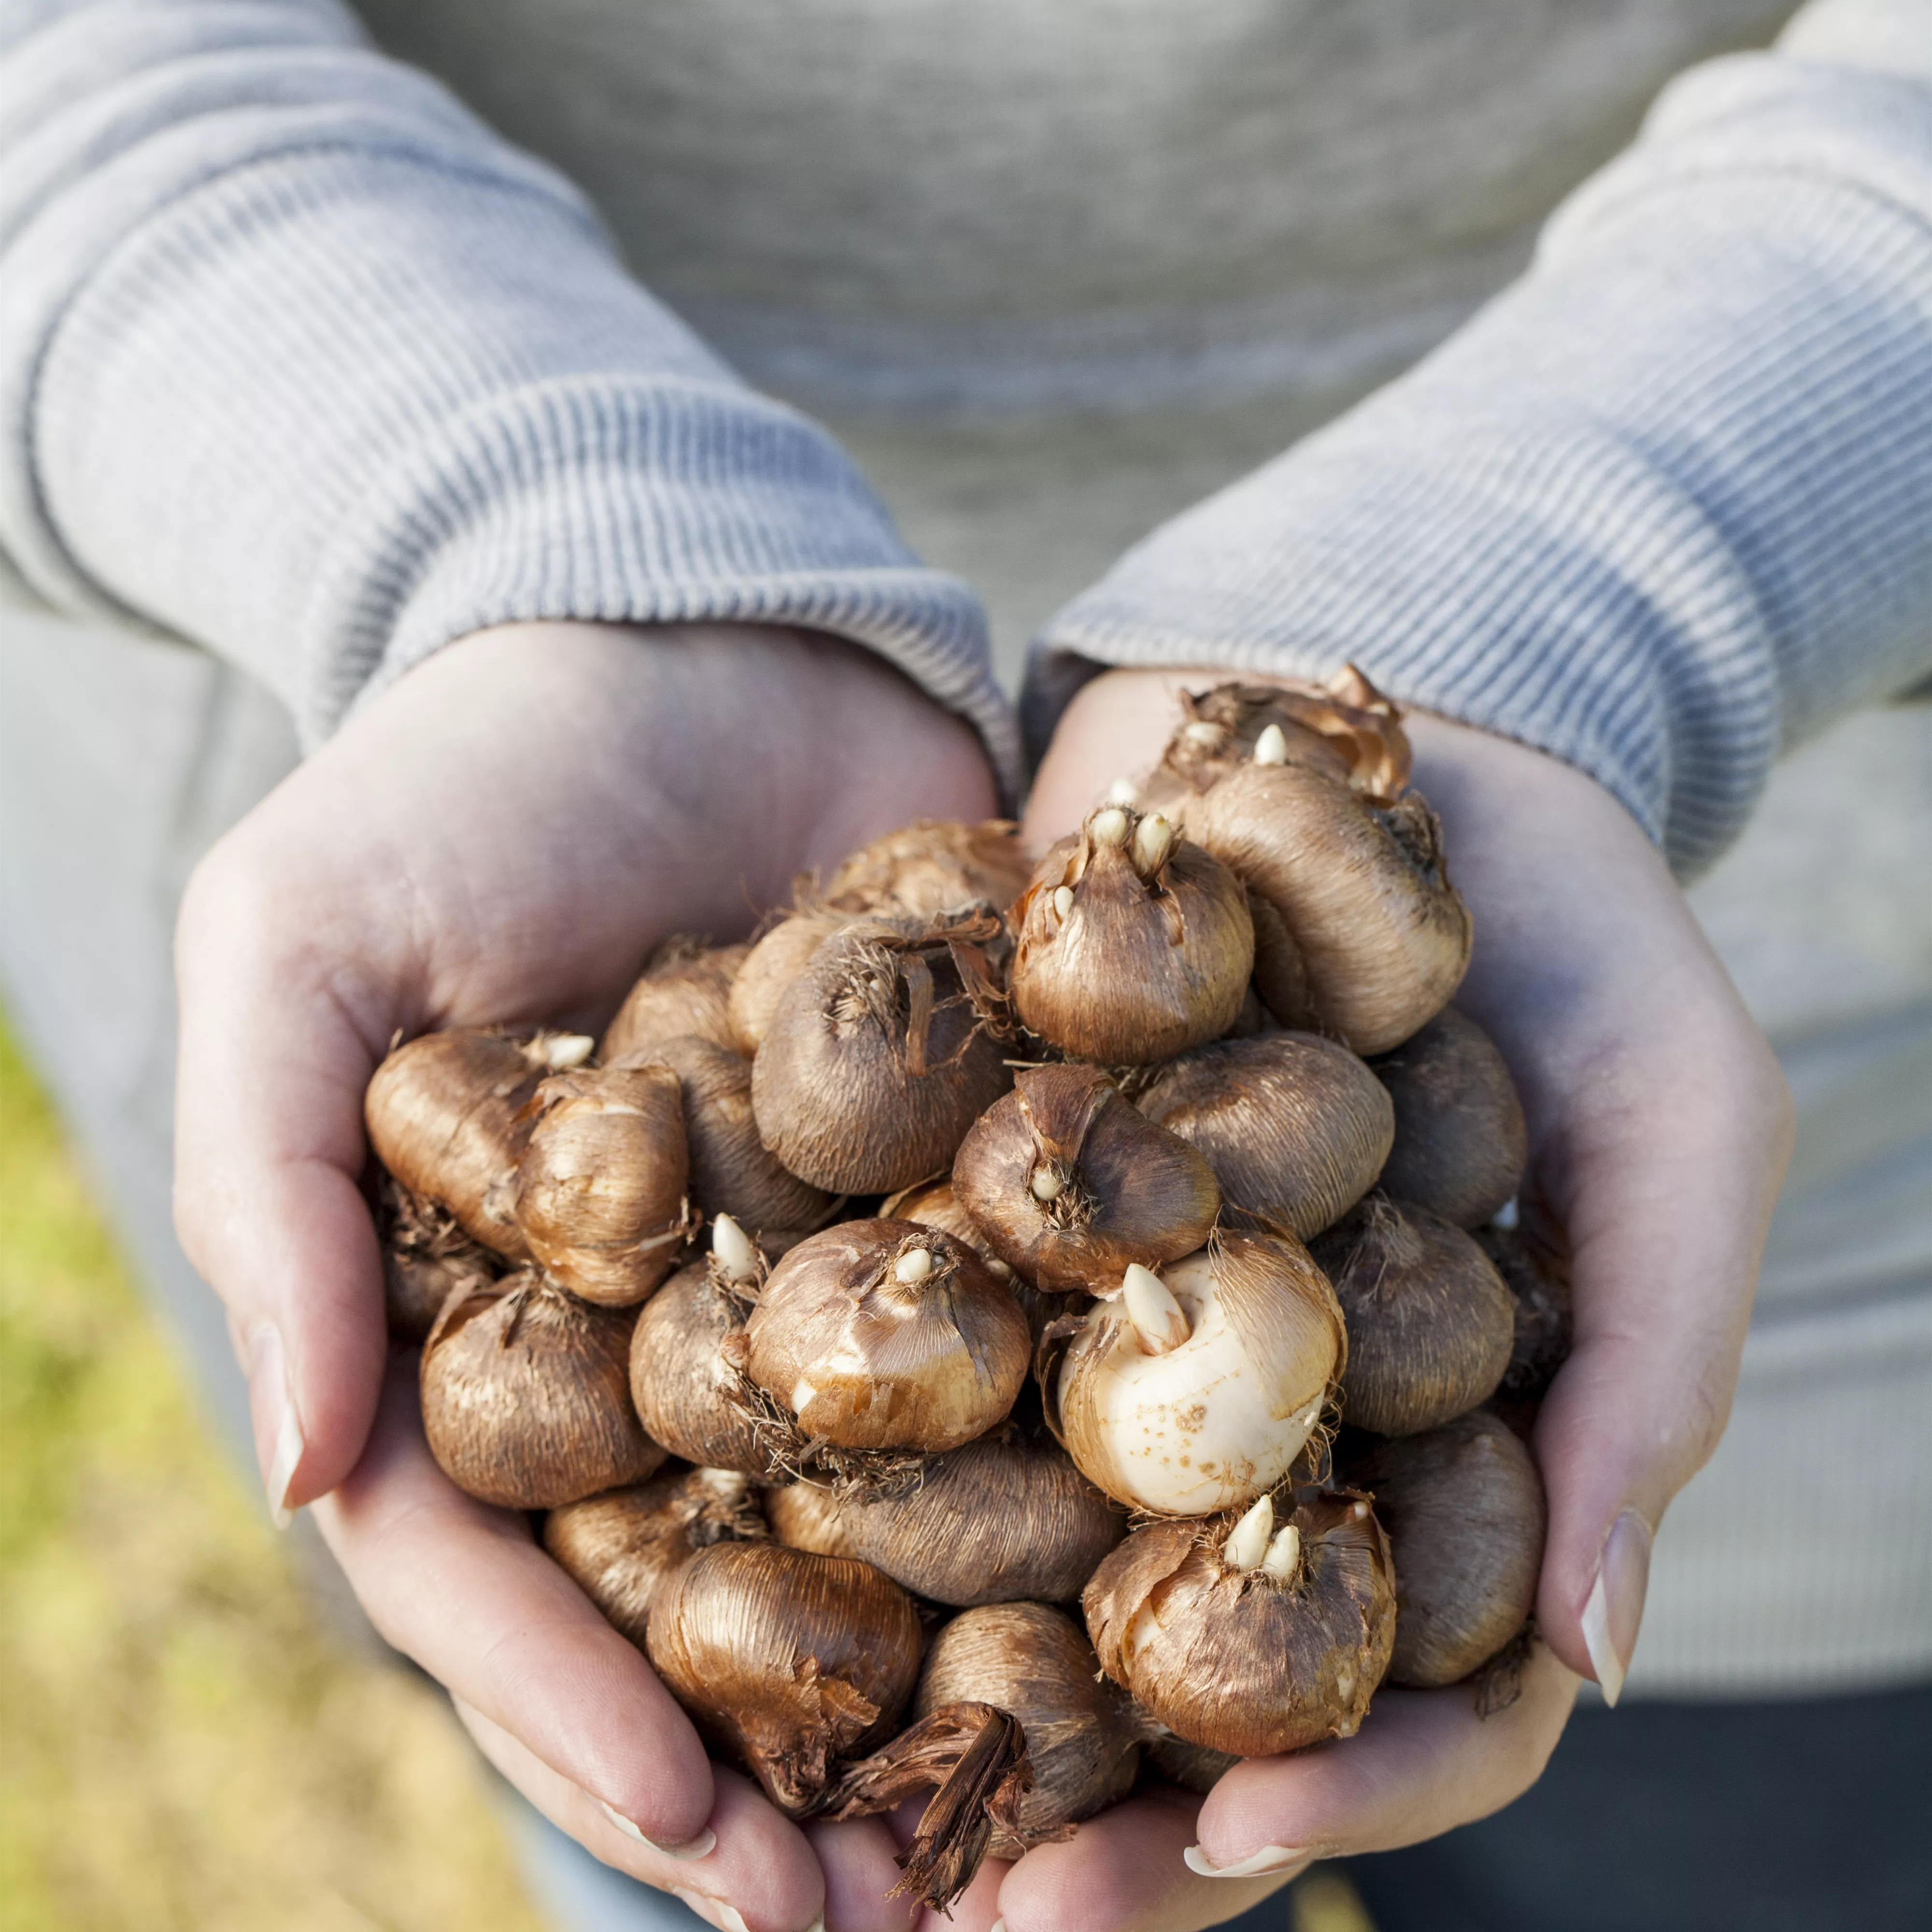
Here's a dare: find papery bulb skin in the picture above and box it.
[377,1178,497,1343]
[601,938,748,1062]
[628,1255,775,1477]
[752,915,1013,1194]
[1084,1490,1395,1756]
[912,1603,1141,1856]
[1137,1033,1393,1240]
[840,1423,1123,1605]
[1478,1223,1575,1423]
[1051,1235,1345,1516]
[1160,672,1413,806]
[1009,806,1253,1065]
[365,1028,564,1258]
[728,909,857,1055]
[627,1033,832,1237]
[543,1466,767,1648]
[745,1221,1030,1454]
[1246,887,1316,1031]
[818,818,1032,919]
[1147,1734,1239,1794]
[882,1174,1066,1344]
[421,1271,664,1509]
[1347,1410,1546,1686]
[513,1061,695,1306]
[764,1481,860,1559]
[952,1064,1220,1292]
[645,1540,923,1816]
[1312,1195,1515,1436]
[1371,1007,1527,1228]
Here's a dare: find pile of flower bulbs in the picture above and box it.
[366,672,1568,1909]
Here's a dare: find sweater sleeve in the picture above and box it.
[1029,0,1932,878]
[0,0,1018,788]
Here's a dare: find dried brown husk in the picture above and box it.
[1347,1410,1546,1687]
[911,1603,1140,1857]
[751,913,1013,1195]
[817,818,1033,919]
[1083,1491,1395,1756]
[840,1421,1123,1605]
[365,1029,558,1258]
[764,1481,860,1559]
[628,1256,775,1476]
[645,1540,923,1816]
[1161,670,1414,807]
[377,1178,497,1344]
[513,1061,696,1305]
[1137,1034,1394,1241]
[952,1063,1221,1293]
[744,1220,1031,1455]
[1312,1195,1515,1436]
[600,937,748,1063]
[1009,808,1254,1065]
[625,1034,832,1238]
[728,909,856,1055]
[1371,1007,1528,1228]
[542,1466,767,1648]
[421,1271,663,1508]
[1050,1233,1346,1517]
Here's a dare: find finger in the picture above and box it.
[457,1705,825,1932]
[174,832,397,1516]
[993,1785,1285,1932]
[311,1357,720,1855]
[799,1817,920,1932]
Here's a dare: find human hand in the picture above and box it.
[966,666,1794,1932]
[173,620,998,1932]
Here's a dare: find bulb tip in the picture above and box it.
[1106,777,1139,806]
[1222,1493,1275,1572]
[1029,1166,1065,1203]
[1253,723,1290,766]
[711,1214,758,1283]
[543,1032,597,1070]
[895,1246,934,1285]
[1090,806,1131,848]
[1051,884,1076,921]
[1261,1521,1302,1581]
[1122,1262,1190,1355]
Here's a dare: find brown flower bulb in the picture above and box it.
[951,1063,1220,1292]
[1371,1007,1528,1228]
[600,937,748,1062]
[1347,1410,1546,1687]
[1084,1490,1395,1756]
[645,1541,923,1816]
[818,818,1032,919]
[1479,1222,1575,1416]
[751,914,1012,1195]
[377,1178,497,1344]
[1137,1033,1394,1240]
[728,909,856,1055]
[512,1060,696,1306]
[1312,1195,1515,1436]
[365,1028,592,1258]
[543,1466,767,1648]
[881,1174,1065,1344]
[1009,805,1253,1064]
[628,1218,776,1477]
[839,1421,1123,1605]
[420,1271,663,1509]
[1147,1735,1239,1794]
[628,1034,832,1237]
[911,1603,1141,1856]
[764,1481,859,1559]
[1050,1235,1346,1516]
[744,1220,1030,1455]
[1246,886,1317,1030]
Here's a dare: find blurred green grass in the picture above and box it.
[0,1018,546,1932]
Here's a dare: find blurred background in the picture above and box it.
[0,1013,1376,1932]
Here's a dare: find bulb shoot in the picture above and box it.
[1122,1263,1190,1355]
[1262,1522,1303,1581]
[711,1213,759,1284]
[1253,723,1290,766]
[1222,1494,1275,1572]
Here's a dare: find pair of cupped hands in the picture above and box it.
[173,620,1791,1932]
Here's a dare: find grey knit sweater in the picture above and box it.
[2,0,1930,1693]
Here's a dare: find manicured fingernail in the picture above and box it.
[1581,1508,1653,1707]
[246,1321,302,1528]
[596,1799,715,1861]
[1183,1843,1312,1878]
[671,1892,750,1932]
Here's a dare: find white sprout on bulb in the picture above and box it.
[1051,885,1076,921]
[1131,813,1175,877]
[1030,1167,1065,1203]
[542,1033,597,1070]
[1122,1263,1191,1356]
[1222,1494,1275,1572]
[1252,724,1290,767]
[1089,806,1132,848]
[711,1213,760,1285]
[1106,776,1140,807]
[1182,720,1222,747]
[1261,1522,1303,1582]
[895,1246,934,1286]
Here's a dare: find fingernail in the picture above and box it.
[596,1799,715,1861]
[1581,1508,1653,1707]
[671,1892,750,1932]
[1183,1843,1313,1878]
[246,1321,302,1528]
